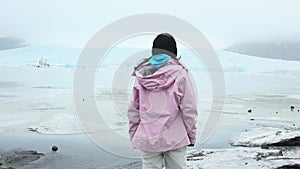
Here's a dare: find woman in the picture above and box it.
[127,33,198,169]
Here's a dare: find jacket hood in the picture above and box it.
[134,59,184,90]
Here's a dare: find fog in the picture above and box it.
[0,0,300,49]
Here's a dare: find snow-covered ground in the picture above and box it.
[28,113,100,134]
[187,127,300,169]
[231,127,300,147]
[187,147,300,169]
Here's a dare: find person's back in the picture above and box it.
[127,33,198,169]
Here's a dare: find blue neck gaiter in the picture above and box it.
[149,54,171,68]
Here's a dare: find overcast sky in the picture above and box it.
[0,0,299,49]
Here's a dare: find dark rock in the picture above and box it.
[256,150,283,161]
[276,112,279,114]
[266,136,300,146]
[248,109,252,113]
[0,149,43,168]
[27,127,38,132]
[187,151,205,158]
[261,144,269,149]
[276,164,300,169]
[250,118,255,121]
[291,106,295,111]
[276,131,282,135]
[52,146,58,152]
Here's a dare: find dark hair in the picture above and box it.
[152,33,180,60]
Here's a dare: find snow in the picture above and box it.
[184,127,300,168]
[187,147,300,169]
[28,113,99,134]
[286,95,300,100]
[24,102,65,110]
[231,127,300,147]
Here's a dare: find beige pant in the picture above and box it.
[140,146,187,169]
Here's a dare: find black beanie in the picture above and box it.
[152,33,177,57]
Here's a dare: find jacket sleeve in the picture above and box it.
[127,79,140,141]
[177,70,198,144]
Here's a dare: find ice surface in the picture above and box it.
[2,46,300,168]
[231,127,300,147]
[187,147,300,169]
[28,113,99,134]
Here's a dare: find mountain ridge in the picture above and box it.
[225,41,300,61]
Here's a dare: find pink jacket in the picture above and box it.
[127,59,198,152]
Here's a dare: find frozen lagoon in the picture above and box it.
[0,48,300,168]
